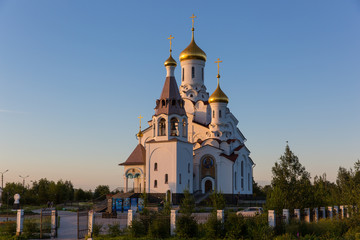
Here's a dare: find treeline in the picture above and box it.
[1,178,112,205]
[263,144,360,212]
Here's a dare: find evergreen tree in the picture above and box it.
[267,144,311,211]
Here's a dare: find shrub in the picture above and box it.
[128,219,147,238]
[203,213,224,239]
[176,214,198,238]
[92,223,102,237]
[107,223,122,237]
[224,213,247,239]
[23,219,40,238]
[246,214,274,239]
[147,216,170,238]
[0,221,16,236]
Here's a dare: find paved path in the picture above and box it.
[57,210,78,240]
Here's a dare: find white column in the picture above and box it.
[346,205,351,218]
[127,209,134,227]
[217,210,224,223]
[334,206,339,219]
[294,209,301,221]
[314,208,319,222]
[268,210,276,228]
[16,209,24,236]
[170,210,178,236]
[320,207,326,219]
[87,210,94,239]
[304,208,310,223]
[328,206,333,219]
[51,210,58,238]
[339,206,345,219]
[283,209,290,224]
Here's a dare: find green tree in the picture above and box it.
[267,144,311,211]
[93,185,110,200]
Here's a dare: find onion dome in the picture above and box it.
[179,28,207,62]
[209,77,229,103]
[164,54,177,67]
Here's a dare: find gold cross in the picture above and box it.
[138,115,143,130]
[167,35,174,53]
[215,58,223,76]
[190,14,196,28]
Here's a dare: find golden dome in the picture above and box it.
[209,78,229,103]
[164,54,177,67]
[179,30,207,62]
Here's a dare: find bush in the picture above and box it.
[128,219,147,238]
[176,214,198,238]
[224,213,247,239]
[0,221,16,236]
[22,219,40,238]
[246,214,274,239]
[107,223,122,237]
[147,216,170,238]
[92,223,102,237]
[203,213,224,239]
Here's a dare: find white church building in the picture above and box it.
[119,16,254,199]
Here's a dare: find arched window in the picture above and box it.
[154,162,158,171]
[179,173,182,184]
[248,173,250,190]
[188,179,190,189]
[188,163,190,173]
[202,68,204,81]
[182,119,187,137]
[161,100,165,107]
[192,67,195,78]
[213,110,215,118]
[170,117,179,136]
[154,180,157,188]
[241,179,244,190]
[165,174,168,184]
[241,161,244,177]
[158,118,166,136]
[182,68,184,81]
[219,110,222,118]
[172,100,176,106]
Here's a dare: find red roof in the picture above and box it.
[220,153,238,162]
[119,144,145,166]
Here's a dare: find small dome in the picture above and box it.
[164,54,177,67]
[209,80,229,103]
[179,30,207,62]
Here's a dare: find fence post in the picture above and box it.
[333,206,339,219]
[320,207,326,219]
[16,209,24,236]
[87,210,94,239]
[346,205,351,218]
[51,209,58,238]
[339,205,344,219]
[268,210,276,228]
[283,209,289,224]
[328,206,333,219]
[294,209,301,221]
[217,210,224,223]
[170,209,178,236]
[314,208,319,222]
[127,209,134,227]
[304,208,310,223]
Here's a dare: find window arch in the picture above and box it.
[219,110,222,118]
[188,163,190,173]
[202,68,204,81]
[170,117,179,136]
[182,119,187,137]
[161,100,165,107]
[154,180,157,188]
[158,118,166,136]
[192,67,195,78]
[182,68,184,81]
[213,110,215,118]
[165,174,168,184]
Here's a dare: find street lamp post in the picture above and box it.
[19,175,29,188]
[1,169,9,189]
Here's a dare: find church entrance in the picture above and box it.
[205,180,212,193]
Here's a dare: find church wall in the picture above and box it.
[217,158,233,194]
[146,143,176,194]
[175,141,193,193]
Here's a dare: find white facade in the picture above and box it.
[120,23,254,195]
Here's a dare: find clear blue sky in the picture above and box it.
[1,0,359,190]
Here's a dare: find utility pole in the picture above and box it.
[19,175,29,188]
[1,169,9,189]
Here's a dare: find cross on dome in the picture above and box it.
[137,115,144,138]
[167,35,174,53]
[215,58,223,78]
[190,14,197,29]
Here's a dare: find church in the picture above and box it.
[119,15,254,201]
